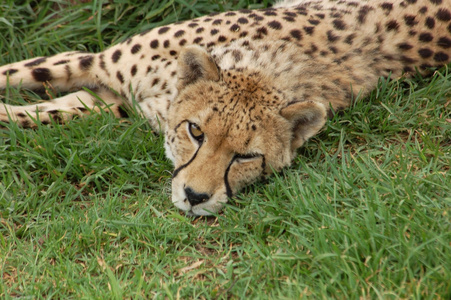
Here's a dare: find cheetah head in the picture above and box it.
[165,45,327,216]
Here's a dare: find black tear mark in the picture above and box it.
[172,147,200,179]
[224,160,234,198]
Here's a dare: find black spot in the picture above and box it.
[252,27,268,40]
[436,8,451,22]
[263,10,277,16]
[283,17,295,22]
[386,20,399,31]
[170,50,177,56]
[212,19,222,25]
[332,19,346,30]
[239,31,248,38]
[420,63,433,70]
[196,27,205,34]
[79,56,94,71]
[398,43,413,50]
[344,33,356,45]
[437,37,451,48]
[329,46,338,54]
[188,22,198,28]
[158,27,170,34]
[433,52,449,62]
[237,17,249,24]
[290,29,302,40]
[357,5,373,23]
[304,26,314,35]
[249,13,264,21]
[225,12,236,16]
[174,30,185,38]
[327,30,340,42]
[163,40,170,48]
[381,2,393,11]
[152,78,160,87]
[419,32,433,42]
[404,15,418,26]
[131,65,137,76]
[255,27,268,36]
[53,60,70,66]
[268,20,282,30]
[252,124,257,131]
[150,40,159,49]
[24,57,47,67]
[308,19,320,25]
[151,55,160,61]
[218,36,227,42]
[31,68,52,82]
[330,12,343,19]
[418,48,434,58]
[2,69,18,76]
[419,6,428,14]
[429,0,442,4]
[99,54,106,71]
[112,50,122,63]
[210,29,219,35]
[116,71,124,83]
[425,17,435,29]
[193,37,203,44]
[401,55,416,64]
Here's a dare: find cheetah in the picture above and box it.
[1,0,450,215]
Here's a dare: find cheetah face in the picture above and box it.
[165,45,327,216]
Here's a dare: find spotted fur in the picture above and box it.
[1,0,450,215]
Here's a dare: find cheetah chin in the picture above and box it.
[1,0,450,215]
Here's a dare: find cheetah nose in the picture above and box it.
[184,187,210,206]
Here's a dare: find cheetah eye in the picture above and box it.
[188,122,204,143]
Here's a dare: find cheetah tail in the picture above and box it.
[0,51,99,92]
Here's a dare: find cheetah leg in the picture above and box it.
[0,88,125,127]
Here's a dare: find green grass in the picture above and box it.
[1,0,450,298]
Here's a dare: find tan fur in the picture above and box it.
[1,0,451,215]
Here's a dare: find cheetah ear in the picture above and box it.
[176,45,220,91]
[280,101,328,150]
